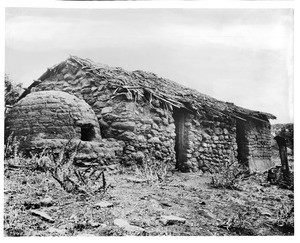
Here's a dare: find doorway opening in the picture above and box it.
[81,124,95,141]
[236,119,249,165]
[173,108,188,170]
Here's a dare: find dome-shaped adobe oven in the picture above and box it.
[5,91,101,143]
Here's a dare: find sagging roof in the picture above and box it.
[20,56,276,123]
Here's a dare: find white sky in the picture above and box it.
[5,7,293,123]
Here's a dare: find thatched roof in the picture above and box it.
[21,56,276,122]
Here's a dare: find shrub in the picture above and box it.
[216,206,256,235]
[4,213,26,237]
[273,204,294,235]
[209,161,248,190]
[40,141,110,196]
[133,149,170,184]
[267,166,294,190]
[5,74,23,106]
[5,137,110,196]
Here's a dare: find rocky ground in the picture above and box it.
[4,156,294,237]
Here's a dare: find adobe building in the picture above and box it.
[5,56,276,172]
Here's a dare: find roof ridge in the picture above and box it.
[21,55,277,121]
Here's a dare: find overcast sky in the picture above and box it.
[5,7,293,123]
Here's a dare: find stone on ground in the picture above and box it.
[113,218,145,233]
[160,215,186,225]
[94,201,114,208]
[125,177,148,183]
[40,196,54,207]
[47,227,67,234]
[30,209,54,223]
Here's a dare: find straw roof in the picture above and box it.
[21,56,276,122]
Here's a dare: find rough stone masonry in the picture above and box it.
[5,56,276,173]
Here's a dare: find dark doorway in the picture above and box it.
[173,108,188,169]
[236,119,249,165]
[81,124,95,141]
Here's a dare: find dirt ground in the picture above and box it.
[3,157,294,237]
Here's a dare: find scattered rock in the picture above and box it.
[40,196,54,207]
[113,218,129,228]
[94,201,114,208]
[160,215,186,225]
[106,164,119,171]
[23,200,41,210]
[113,218,145,233]
[159,201,172,207]
[76,233,95,237]
[259,208,273,217]
[60,223,74,231]
[134,151,145,163]
[47,227,67,235]
[198,209,216,219]
[257,227,271,236]
[30,209,54,223]
[90,222,102,227]
[125,177,148,183]
[149,199,162,210]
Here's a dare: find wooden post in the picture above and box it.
[274,136,290,181]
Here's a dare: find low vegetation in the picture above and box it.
[5,74,23,107]
[209,161,249,190]
[4,138,294,236]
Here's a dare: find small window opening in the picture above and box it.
[81,124,95,141]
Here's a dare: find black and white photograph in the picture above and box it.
[2,0,296,238]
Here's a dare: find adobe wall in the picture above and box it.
[5,91,124,166]
[5,91,101,141]
[237,118,274,172]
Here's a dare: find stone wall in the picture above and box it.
[176,114,273,173]
[99,100,176,167]
[178,113,237,173]
[25,61,273,172]
[32,61,118,115]
[32,64,176,167]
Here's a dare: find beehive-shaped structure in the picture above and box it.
[5,90,101,142]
